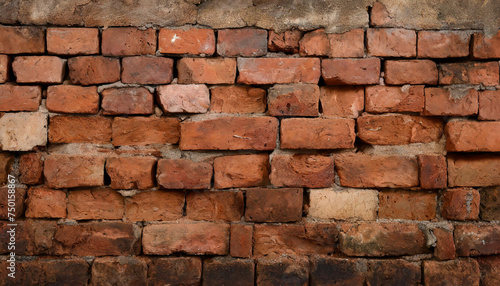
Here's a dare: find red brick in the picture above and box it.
[0,85,41,112]
[44,155,105,189]
[424,87,478,116]
[67,189,124,220]
[480,186,500,221]
[25,187,67,218]
[231,224,253,258]
[268,84,320,116]
[46,85,99,114]
[424,259,480,285]
[180,117,278,150]
[12,56,64,83]
[142,221,230,255]
[0,220,56,255]
[0,185,25,220]
[157,159,212,189]
[448,154,500,187]
[335,154,419,188]
[124,191,184,221]
[68,56,120,85]
[53,222,140,256]
[203,257,255,286]
[455,225,500,256]
[384,60,438,85]
[177,57,236,84]
[339,222,428,256]
[299,29,329,56]
[311,256,365,286]
[446,121,500,152]
[257,257,309,286]
[366,260,422,286]
[218,28,267,57]
[357,114,443,145]
[418,30,470,58]
[439,62,499,86]
[245,188,303,222]
[0,153,14,185]
[0,26,44,54]
[210,85,266,114]
[254,223,337,256]
[418,155,447,189]
[102,27,156,56]
[112,117,180,146]
[186,190,244,221]
[268,30,302,53]
[365,85,424,113]
[157,84,210,113]
[473,30,500,59]
[442,188,480,220]
[238,58,320,84]
[148,257,202,286]
[49,116,112,144]
[433,226,457,260]
[214,154,269,189]
[47,28,99,55]
[281,118,356,149]
[378,191,436,220]
[322,58,380,85]
[270,154,334,188]
[367,28,416,57]
[121,56,173,84]
[328,29,365,58]
[320,86,364,118]
[106,156,156,190]
[101,87,154,115]
[479,90,500,120]
[91,257,147,286]
[478,256,500,286]
[159,28,215,55]
[0,55,8,83]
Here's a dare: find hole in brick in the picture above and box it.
[103,165,112,185]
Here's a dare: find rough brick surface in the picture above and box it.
[203,257,255,286]
[157,159,212,189]
[91,257,147,286]
[0,85,41,112]
[0,55,9,83]
[106,156,156,190]
[479,90,500,120]
[48,116,112,144]
[384,60,438,85]
[46,85,99,114]
[121,56,173,84]
[214,154,269,189]
[418,155,447,189]
[210,85,266,113]
[418,30,470,58]
[245,188,303,222]
[268,84,320,117]
[238,58,321,84]
[439,62,500,86]
[0,26,45,54]
[101,87,154,115]
[47,28,99,55]
[378,191,437,220]
[366,260,421,286]
[0,220,56,255]
[320,86,364,118]
[102,27,156,56]
[281,118,355,149]
[0,153,14,185]
[473,30,500,59]
[124,191,184,221]
[270,154,334,188]
[178,57,236,84]
[148,258,202,286]
[478,256,500,286]
[433,226,457,260]
[44,155,105,189]
[448,154,500,187]
[311,256,366,286]
[186,190,244,221]
[12,56,65,83]
[25,187,67,218]
[112,117,180,146]
[441,188,480,220]
[0,112,47,151]
[424,87,479,116]
[19,153,44,185]
[268,30,302,53]
[365,85,424,113]
[322,58,380,85]
[67,189,124,220]
[257,256,309,286]
[367,28,416,57]
[159,28,215,55]
[157,84,210,113]
[480,186,500,221]
[68,56,120,85]
[230,224,253,258]
[218,28,267,57]
[446,121,500,152]
[455,225,500,256]
[424,259,480,286]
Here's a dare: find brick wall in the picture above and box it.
[0,2,499,286]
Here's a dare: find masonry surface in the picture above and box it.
[0,1,500,285]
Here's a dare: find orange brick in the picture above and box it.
[418,30,470,58]
[270,154,334,188]
[157,159,212,190]
[0,85,41,112]
[210,85,266,114]
[12,56,65,83]
[268,84,320,116]
[47,28,99,55]
[19,153,44,185]
[322,58,380,85]
[102,27,156,56]
[157,84,210,113]
[378,191,437,220]
[101,87,154,115]
[418,155,447,189]
[384,60,438,85]
[439,62,499,86]
[446,121,500,152]
[67,189,124,220]
[214,154,269,189]
[121,56,174,84]
[479,90,500,120]
[186,190,244,221]
[268,30,302,53]
[124,191,184,221]
[159,28,215,55]
[424,87,478,116]
[367,28,416,57]
[217,28,267,57]
[48,116,112,144]
[473,30,500,59]
[68,56,120,85]
[25,187,67,218]
[230,224,253,258]
[0,26,44,54]
[44,155,105,189]
[448,154,500,187]
[441,188,480,220]
[328,29,365,58]
[177,58,236,84]
[238,58,320,84]
[112,117,180,146]
[0,55,8,83]
[46,85,99,114]
[365,85,424,113]
[106,157,157,190]
[245,188,303,222]
[320,86,364,118]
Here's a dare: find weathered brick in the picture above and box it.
[106,156,156,190]
[366,260,421,286]
[268,30,302,53]
[418,30,470,58]
[67,189,124,220]
[257,256,309,286]
[124,191,184,221]
[44,155,105,189]
[322,58,380,85]
[218,28,267,57]
[238,58,320,84]
[0,85,41,112]
[270,154,334,188]
[0,112,47,151]
[101,87,154,115]
[357,114,443,145]
[112,117,180,146]
[47,28,99,55]
[455,224,500,256]
[68,56,120,85]
[180,117,278,150]
[311,256,365,286]
[203,257,255,286]
[423,259,480,286]
[157,159,212,189]
[367,28,416,57]
[0,26,45,54]
[473,30,500,59]
[328,29,365,58]
[0,153,14,185]
[448,154,500,187]
[143,222,229,255]
[102,27,156,56]
[231,223,253,258]
[245,188,303,222]
[157,84,210,113]
[147,257,202,286]
[298,29,329,56]
[254,223,337,256]
[268,84,320,116]
[177,57,236,84]
[418,155,447,189]
[339,223,428,256]
[214,154,269,189]
[439,62,500,86]
[320,86,364,118]
[0,185,25,220]
[186,190,244,221]
[424,87,478,116]
[308,188,379,221]
[91,257,147,286]
[365,85,424,113]
[121,56,173,84]
[479,90,500,120]
[433,226,457,260]
[53,222,140,256]
[0,220,56,255]
[46,85,99,114]
[49,116,112,144]
[159,28,215,55]
[0,55,8,83]
[210,85,266,114]
[335,154,419,188]
[12,56,64,83]
[378,191,437,220]
[478,256,500,286]
[25,187,67,218]
[480,186,500,221]
[446,121,500,152]
[384,60,438,85]
[281,118,356,149]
